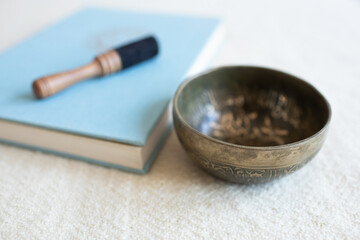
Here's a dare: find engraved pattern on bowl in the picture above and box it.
[173,66,331,184]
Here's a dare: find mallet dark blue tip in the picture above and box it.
[115,36,159,69]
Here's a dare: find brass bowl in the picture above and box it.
[173,66,331,184]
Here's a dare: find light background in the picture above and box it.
[0,0,359,239]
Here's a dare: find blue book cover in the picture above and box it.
[0,8,222,172]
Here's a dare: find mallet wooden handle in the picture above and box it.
[32,36,159,99]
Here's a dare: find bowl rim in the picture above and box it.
[173,65,332,150]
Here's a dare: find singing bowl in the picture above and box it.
[173,66,331,184]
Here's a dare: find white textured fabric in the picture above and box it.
[1,0,359,239]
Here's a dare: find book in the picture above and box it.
[0,8,223,173]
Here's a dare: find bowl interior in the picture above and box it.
[175,67,330,147]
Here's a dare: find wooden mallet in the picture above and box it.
[32,36,159,99]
